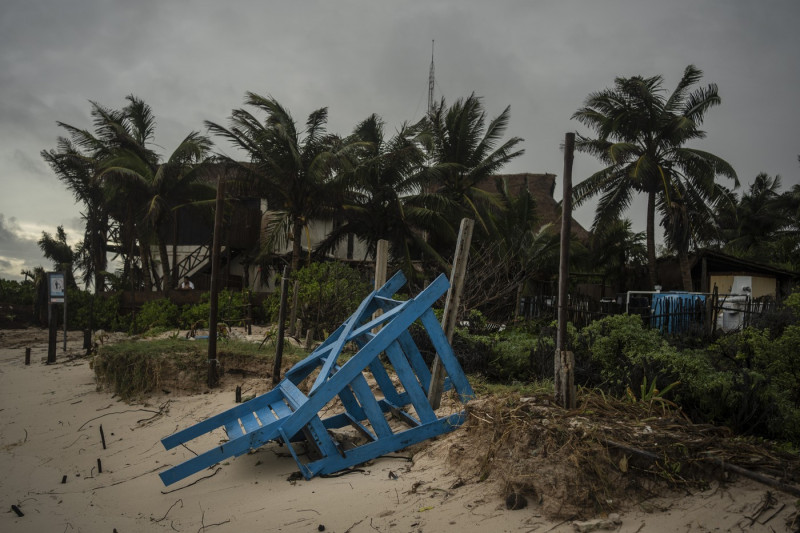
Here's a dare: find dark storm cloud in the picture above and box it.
[0,0,799,280]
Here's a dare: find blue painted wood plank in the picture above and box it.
[397,331,432,392]
[310,289,378,393]
[269,399,292,419]
[419,308,475,402]
[348,373,393,439]
[161,389,281,450]
[239,412,261,434]
[336,384,367,421]
[367,359,403,405]
[309,412,467,477]
[280,380,339,459]
[384,340,438,424]
[224,420,243,438]
[160,416,285,485]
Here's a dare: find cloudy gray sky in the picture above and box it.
[1,0,798,282]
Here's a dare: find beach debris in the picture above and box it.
[159,271,474,485]
[99,424,106,449]
[505,492,528,510]
[572,514,621,532]
[11,504,24,517]
[97,458,102,473]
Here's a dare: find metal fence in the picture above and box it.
[518,291,777,336]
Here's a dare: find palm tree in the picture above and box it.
[314,114,449,278]
[572,65,738,288]
[38,226,77,288]
[589,218,646,293]
[661,177,729,290]
[206,93,345,272]
[100,130,213,291]
[425,93,525,238]
[42,136,110,292]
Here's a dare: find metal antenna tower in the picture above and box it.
[427,40,435,116]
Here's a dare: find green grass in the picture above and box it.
[93,337,310,399]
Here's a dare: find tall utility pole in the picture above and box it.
[208,177,225,388]
[427,40,435,116]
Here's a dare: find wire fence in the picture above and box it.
[518,291,777,336]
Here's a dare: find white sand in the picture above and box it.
[1,329,797,532]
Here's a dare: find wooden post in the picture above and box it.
[372,240,389,332]
[555,133,576,409]
[272,266,290,386]
[47,306,57,364]
[208,177,225,389]
[25,347,31,365]
[427,218,474,409]
[288,281,299,337]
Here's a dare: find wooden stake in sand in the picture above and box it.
[25,347,30,365]
[272,265,290,386]
[207,176,225,389]
[428,218,474,410]
[555,132,576,410]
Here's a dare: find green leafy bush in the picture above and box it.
[0,278,35,305]
[265,262,370,339]
[133,298,180,333]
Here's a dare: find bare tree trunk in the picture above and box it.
[679,249,693,291]
[646,190,658,289]
[158,239,171,293]
[291,217,303,272]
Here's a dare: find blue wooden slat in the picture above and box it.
[280,380,339,459]
[239,412,261,434]
[160,416,284,485]
[269,399,292,418]
[419,308,475,402]
[310,289,381,393]
[161,389,281,450]
[307,412,467,478]
[336,384,367,421]
[396,331,432,392]
[224,420,243,438]
[367,359,403,405]
[348,373,393,439]
[384,340,437,424]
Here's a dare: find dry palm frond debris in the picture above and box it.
[444,389,800,520]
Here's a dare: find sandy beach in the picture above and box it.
[1,329,797,532]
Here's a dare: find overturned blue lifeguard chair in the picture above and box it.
[159,271,474,485]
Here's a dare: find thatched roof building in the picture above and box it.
[479,173,591,244]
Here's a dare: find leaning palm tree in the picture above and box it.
[206,93,345,272]
[572,65,738,288]
[42,135,110,292]
[315,114,450,278]
[99,130,214,291]
[425,93,525,238]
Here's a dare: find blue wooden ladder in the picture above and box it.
[159,271,474,486]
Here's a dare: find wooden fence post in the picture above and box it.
[428,218,474,409]
[208,176,225,388]
[272,266,290,386]
[555,133,576,409]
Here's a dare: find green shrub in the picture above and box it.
[265,262,370,339]
[133,298,180,333]
[0,278,36,305]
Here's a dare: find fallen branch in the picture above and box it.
[78,409,161,431]
[161,467,222,494]
[152,499,183,523]
[603,438,800,498]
